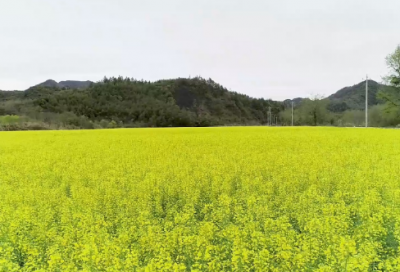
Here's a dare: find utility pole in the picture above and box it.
[268,107,272,126]
[365,75,368,128]
[291,101,294,126]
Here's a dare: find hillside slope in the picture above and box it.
[327,80,383,112]
[284,80,385,112]
[0,77,283,129]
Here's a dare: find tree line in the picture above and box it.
[0,77,283,130]
[0,46,399,130]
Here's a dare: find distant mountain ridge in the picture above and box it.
[327,80,383,111]
[30,79,93,90]
[284,79,386,112]
[3,78,388,114]
[0,77,398,129]
[283,97,303,108]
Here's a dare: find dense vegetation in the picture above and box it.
[1,46,399,130]
[0,77,283,130]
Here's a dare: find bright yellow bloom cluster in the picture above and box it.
[1,127,400,271]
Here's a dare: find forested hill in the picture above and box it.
[0,77,283,129]
[327,80,383,112]
[283,80,386,112]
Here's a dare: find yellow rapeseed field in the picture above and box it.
[1,127,400,271]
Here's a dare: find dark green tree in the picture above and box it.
[297,95,330,126]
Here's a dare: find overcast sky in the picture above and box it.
[0,0,399,100]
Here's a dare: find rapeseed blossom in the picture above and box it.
[1,127,400,271]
